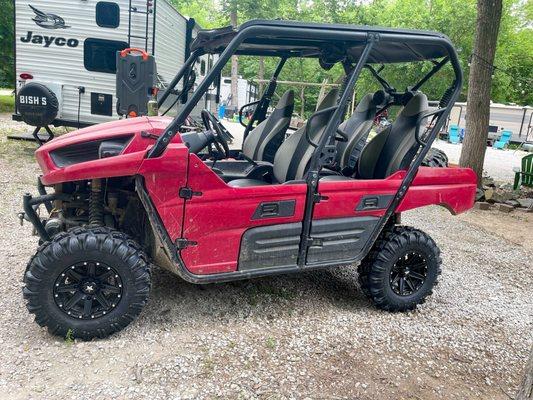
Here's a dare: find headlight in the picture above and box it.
[50,136,132,167]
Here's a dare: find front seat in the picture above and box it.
[357,92,429,179]
[241,89,295,163]
[333,93,377,172]
[228,89,339,187]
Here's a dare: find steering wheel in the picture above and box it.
[201,110,230,159]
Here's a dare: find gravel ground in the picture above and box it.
[0,117,532,399]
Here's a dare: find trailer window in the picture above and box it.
[84,38,129,74]
[96,2,120,28]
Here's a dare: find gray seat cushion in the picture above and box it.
[334,93,376,170]
[272,88,339,183]
[357,92,428,179]
[227,179,270,187]
[242,90,295,163]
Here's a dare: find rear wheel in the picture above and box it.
[23,227,150,340]
[422,148,448,168]
[358,226,441,312]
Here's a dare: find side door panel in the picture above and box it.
[180,155,307,275]
[138,145,190,240]
[308,175,402,265]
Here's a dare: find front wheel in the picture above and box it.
[23,227,151,340]
[358,226,441,312]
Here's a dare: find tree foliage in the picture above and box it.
[170,0,532,110]
[0,0,14,86]
[0,0,530,106]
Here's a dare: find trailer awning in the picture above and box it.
[190,20,451,63]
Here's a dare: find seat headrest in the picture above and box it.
[275,90,295,110]
[398,92,428,117]
[372,90,390,107]
[316,88,339,111]
[355,93,376,113]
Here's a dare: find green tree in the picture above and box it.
[0,0,14,86]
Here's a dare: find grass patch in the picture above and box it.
[0,93,15,113]
[265,336,276,349]
[245,282,296,306]
[64,329,74,345]
[0,127,38,162]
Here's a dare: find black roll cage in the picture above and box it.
[145,21,462,279]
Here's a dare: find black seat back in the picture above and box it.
[273,89,339,182]
[334,93,376,171]
[357,92,428,179]
[242,90,294,163]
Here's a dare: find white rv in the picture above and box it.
[219,76,259,110]
[13,0,209,127]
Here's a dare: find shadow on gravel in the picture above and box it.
[144,265,369,326]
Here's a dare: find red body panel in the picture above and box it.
[37,116,176,185]
[180,155,308,274]
[176,165,476,275]
[34,117,477,277]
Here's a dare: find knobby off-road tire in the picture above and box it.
[23,227,151,340]
[358,226,442,312]
[421,148,449,168]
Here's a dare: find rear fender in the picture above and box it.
[397,167,477,215]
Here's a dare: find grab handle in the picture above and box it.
[119,48,149,61]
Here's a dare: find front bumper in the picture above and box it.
[20,179,71,242]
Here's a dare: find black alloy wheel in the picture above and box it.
[389,251,428,296]
[53,261,123,320]
[358,226,441,312]
[23,227,150,340]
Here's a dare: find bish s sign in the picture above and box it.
[20,5,79,48]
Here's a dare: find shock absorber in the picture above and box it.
[88,179,104,226]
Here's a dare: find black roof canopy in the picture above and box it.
[190,20,452,63]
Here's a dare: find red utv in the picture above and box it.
[21,20,476,339]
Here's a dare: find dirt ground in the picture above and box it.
[0,117,531,400]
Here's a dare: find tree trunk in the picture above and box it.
[230,10,239,110]
[459,0,503,185]
[517,346,533,400]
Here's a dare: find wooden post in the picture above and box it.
[300,87,305,118]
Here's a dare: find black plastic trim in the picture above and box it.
[355,194,394,211]
[252,200,295,219]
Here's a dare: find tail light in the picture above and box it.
[20,73,33,80]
